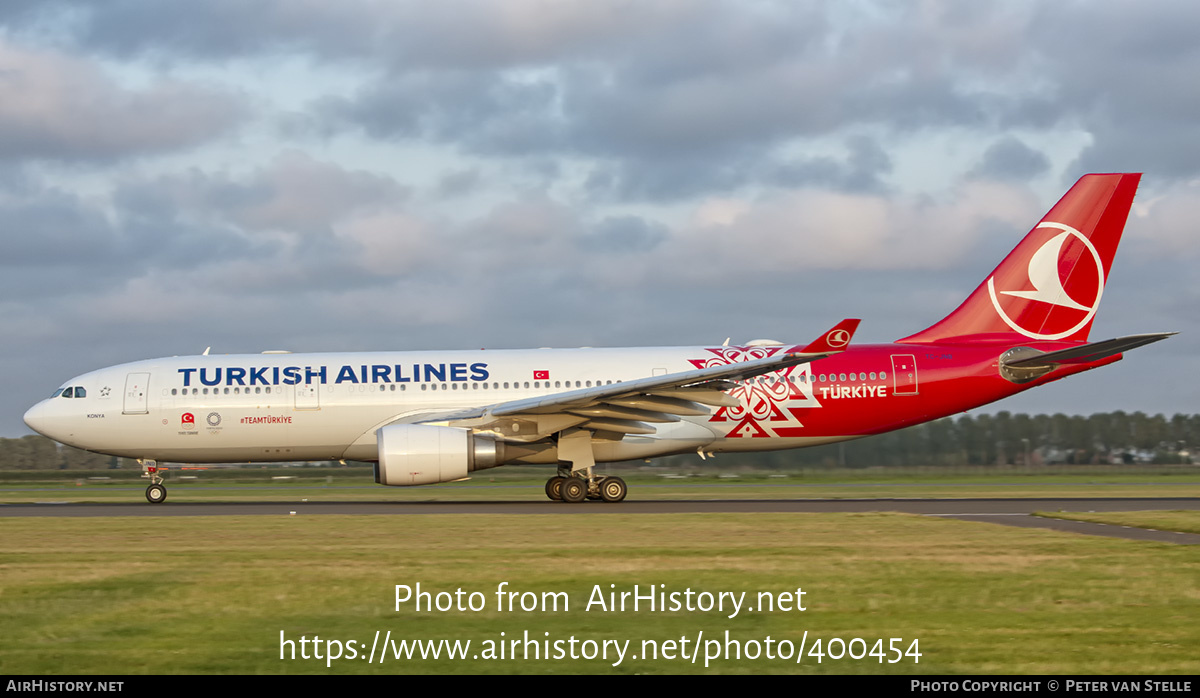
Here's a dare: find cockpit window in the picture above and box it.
[74,387,87,398]
[61,387,74,398]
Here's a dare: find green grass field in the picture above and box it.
[1037,510,1200,535]
[1,511,1197,674]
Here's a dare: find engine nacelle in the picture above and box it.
[374,424,505,486]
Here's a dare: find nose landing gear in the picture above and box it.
[140,459,167,504]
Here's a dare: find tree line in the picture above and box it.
[720,410,1198,468]
[2,410,1196,470]
[0,435,125,470]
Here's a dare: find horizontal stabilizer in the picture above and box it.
[1004,332,1176,368]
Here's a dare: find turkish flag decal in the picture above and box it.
[533,370,549,380]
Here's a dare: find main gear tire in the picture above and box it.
[600,476,627,503]
[545,476,565,501]
[560,478,587,503]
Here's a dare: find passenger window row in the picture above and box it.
[417,380,618,391]
[746,372,888,384]
[171,387,273,396]
[167,380,628,397]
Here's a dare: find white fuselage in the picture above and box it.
[22,345,843,466]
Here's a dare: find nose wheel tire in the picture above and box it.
[145,483,167,504]
[544,476,565,501]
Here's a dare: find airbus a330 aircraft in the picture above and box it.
[24,173,1173,504]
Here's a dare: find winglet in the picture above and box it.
[796,318,861,354]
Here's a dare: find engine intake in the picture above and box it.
[375,424,505,486]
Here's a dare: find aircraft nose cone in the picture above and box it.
[23,401,52,436]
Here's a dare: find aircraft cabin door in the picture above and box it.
[123,372,150,414]
[295,384,320,410]
[890,355,919,395]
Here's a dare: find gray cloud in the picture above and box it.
[970,136,1051,180]
[3,1,369,61]
[318,71,563,154]
[4,1,820,71]
[24,1,1197,193]
[1022,3,1200,178]
[119,151,410,236]
[434,169,484,199]
[583,154,756,203]
[768,136,894,193]
[582,215,669,254]
[0,152,418,309]
[0,1,43,23]
[306,2,1200,199]
[301,6,1022,200]
[0,190,116,276]
[0,183,264,305]
[0,40,247,162]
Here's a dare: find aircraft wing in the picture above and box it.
[419,319,860,439]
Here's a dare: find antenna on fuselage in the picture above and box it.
[202,347,211,356]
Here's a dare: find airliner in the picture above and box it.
[23,173,1173,504]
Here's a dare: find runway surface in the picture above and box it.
[3,497,1199,543]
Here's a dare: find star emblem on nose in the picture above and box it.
[100,386,111,397]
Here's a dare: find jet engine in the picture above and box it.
[374,424,505,486]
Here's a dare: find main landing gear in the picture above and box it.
[140,459,167,504]
[544,470,628,503]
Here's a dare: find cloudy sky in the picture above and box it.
[2,1,1198,437]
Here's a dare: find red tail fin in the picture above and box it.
[899,173,1141,344]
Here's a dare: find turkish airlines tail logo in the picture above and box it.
[987,222,1104,340]
[825,328,852,348]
